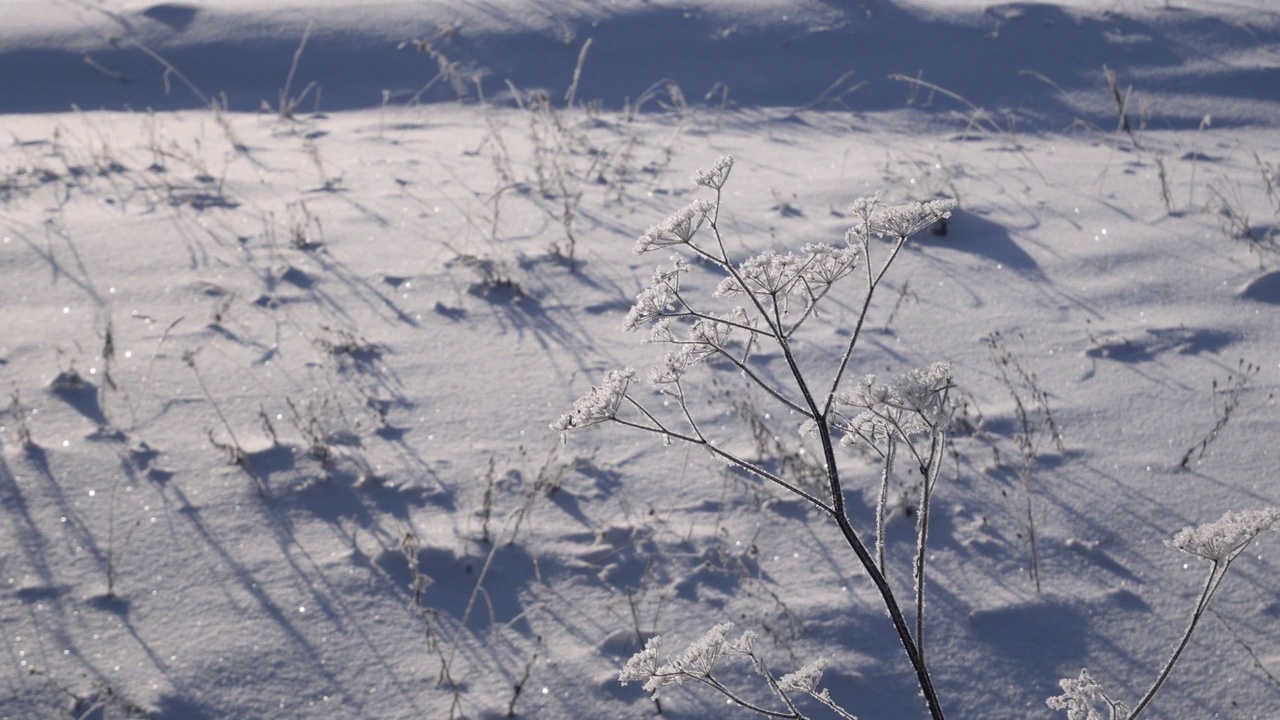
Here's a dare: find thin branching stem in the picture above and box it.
[701,344,810,415]
[694,675,803,719]
[707,221,787,342]
[768,285,947,720]
[664,297,774,338]
[914,429,945,662]
[865,407,934,470]
[659,342,811,425]
[583,179,958,720]
[670,378,706,440]
[610,413,834,513]
[720,217,947,719]
[876,436,897,574]
[785,280,840,338]
[822,234,910,417]
[757,663,806,717]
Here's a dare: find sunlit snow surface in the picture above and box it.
[1,1,1278,719]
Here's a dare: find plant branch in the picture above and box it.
[610,414,833,513]
[822,233,910,417]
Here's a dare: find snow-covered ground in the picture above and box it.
[2,1,1278,718]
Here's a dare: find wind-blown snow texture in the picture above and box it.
[1,1,1278,719]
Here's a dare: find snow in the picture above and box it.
[1,1,1278,719]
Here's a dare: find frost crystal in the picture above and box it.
[692,155,734,190]
[551,368,635,432]
[868,199,956,239]
[1167,507,1278,562]
[634,199,714,254]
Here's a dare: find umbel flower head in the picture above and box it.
[1167,507,1278,563]
[778,658,827,694]
[551,368,635,433]
[619,623,757,695]
[634,199,714,254]
[692,155,734,190]
[867,198,957,239]
[623,256,688,330]
[715,244,861,300]
[1046,668,1120,720]
[837,361,953,445]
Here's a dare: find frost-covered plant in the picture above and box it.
[1048,507,1278,720]
[619,624,858,720]
[556,155,957,720]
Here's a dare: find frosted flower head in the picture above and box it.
[778,658,826,694]
[1046,668,1122,720]
[647,309,753,385]
[1167,507,1278,563]
[645,318,675,344]
[692,155,734,190]
[634,199,714,254]
[800,242,861,286]
[623,258,686,331]
[648,348,693,385]
[837,362,953,445]
[849,193,881,220]
[551,368,635,433]
[619,636,662,686]
[717,250,806,298]
[626,622,756,694]
[663,622,735,677]
[868,198,957,239]
[688,307,751,352]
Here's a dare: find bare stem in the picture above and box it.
[876,437,897,574]
[1126,562,1222,720]
[610,413,833,513]
[823,233,910,417]
[914,430,945,662]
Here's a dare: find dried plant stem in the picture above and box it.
[914,430,945,663]
[184,351,264,496]
[1126,563,1220,720]
[875,437,897,573]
